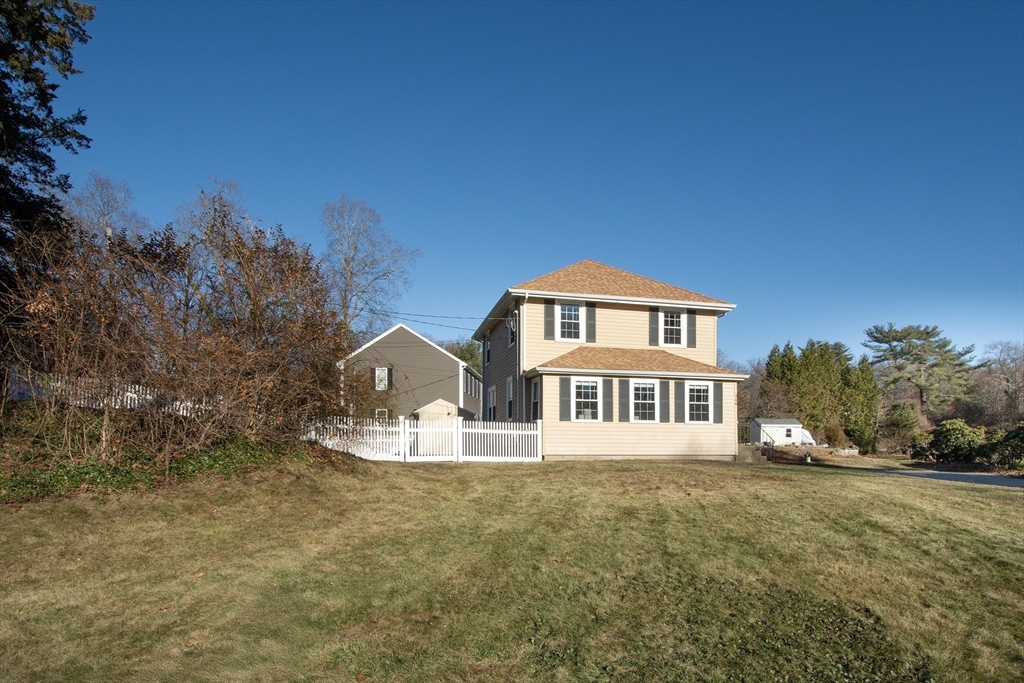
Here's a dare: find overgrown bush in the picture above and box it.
[982,424,1024,470]
[909,432,933,460]
[879,402,920,454]
[928,419,986,463]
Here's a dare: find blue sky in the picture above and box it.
[53,1,1023,364]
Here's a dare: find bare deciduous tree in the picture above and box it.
[321,194,419,342]
[64,171,149,243]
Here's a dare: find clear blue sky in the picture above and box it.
[53,1,1023,364]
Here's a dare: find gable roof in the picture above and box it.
[514,260,729,305]
[534,347,747,380]
[342,323,482,380]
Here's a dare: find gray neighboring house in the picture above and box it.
[341,323,483,420]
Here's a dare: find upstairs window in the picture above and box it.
[485,338,491,365]
[508,310,517,347]
[662,311,682,346]
[559,303,581,341]
[487,386,496,421]
[374,367,389,391]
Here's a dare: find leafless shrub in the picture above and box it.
[5,187,353,469]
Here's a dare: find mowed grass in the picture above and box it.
[1,457,1022,682]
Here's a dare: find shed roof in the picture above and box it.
[751,418,803,426]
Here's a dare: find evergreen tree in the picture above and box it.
[1,0,94,288]
[842,356,881,453]
[863,323,974,417]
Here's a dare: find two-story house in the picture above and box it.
[473,260,746,460]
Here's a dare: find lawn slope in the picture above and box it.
[1,459,1021,682]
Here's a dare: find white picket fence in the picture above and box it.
[306,416,543,462]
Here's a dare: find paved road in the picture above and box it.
[882,470,1024,488]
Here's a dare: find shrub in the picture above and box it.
[981,424,1024,470]
[929,419,986,463]
[909,432,933,460]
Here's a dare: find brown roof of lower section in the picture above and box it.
[536,347,736,375]
[513,259,729,305]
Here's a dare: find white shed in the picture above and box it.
[749,418,815,446]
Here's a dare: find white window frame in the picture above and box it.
[660,309,684,347]
[570,376,602,422]
[629,378,659,423]
[530,378,540,421]
[484,337,491,365]
[556,301,585,342]
[375,408,389,420]
[506,377,514,421]
[374,367,388,391]
[486,386,496,421]
[507,309,517,347]
[685,381,712,424]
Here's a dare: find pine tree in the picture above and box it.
[863,323,974,417]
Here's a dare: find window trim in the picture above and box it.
[555,300,585,342]
[659,309,684,347]
[570,375,602,422]
[375,408,389,420]
[484,337,491,365]
[685,380,712,424]
[629,378,659,423]
[374,367,388,391]
[486,386,496,421]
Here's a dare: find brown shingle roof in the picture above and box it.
[513,259,728,305]
[537,347,737,375]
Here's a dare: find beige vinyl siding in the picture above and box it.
[522,300,718,370]
[539,375,738,459]
[481,315,519,421]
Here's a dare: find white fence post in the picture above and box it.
[536,419,543,461]
[455,417,463,463]
[399,416,407,462]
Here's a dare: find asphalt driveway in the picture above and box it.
[882,470,1024,488]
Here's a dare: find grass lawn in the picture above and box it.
[1,456,1022,682]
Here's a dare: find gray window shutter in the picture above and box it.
[544,300,555,340]
[618,379,629,422]
[713,382,723,424]
[659,381,669,423]
[687,309,697,348]
[559,377,570,421]
[674,381,685,422]
[586,302,596,343]
[602,378,613,421]
[649,307,659,346]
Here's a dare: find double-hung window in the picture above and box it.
[506,377,514,421]
[530,378,540,421]
[687,382,711,423]
[374,367,389,391]
[558,303,582,341]
[662,310,682,346]
[487,386,496,421]
[572,377,600,421]
[631,379,657,422]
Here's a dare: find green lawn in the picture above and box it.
[1,456,1022,682]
